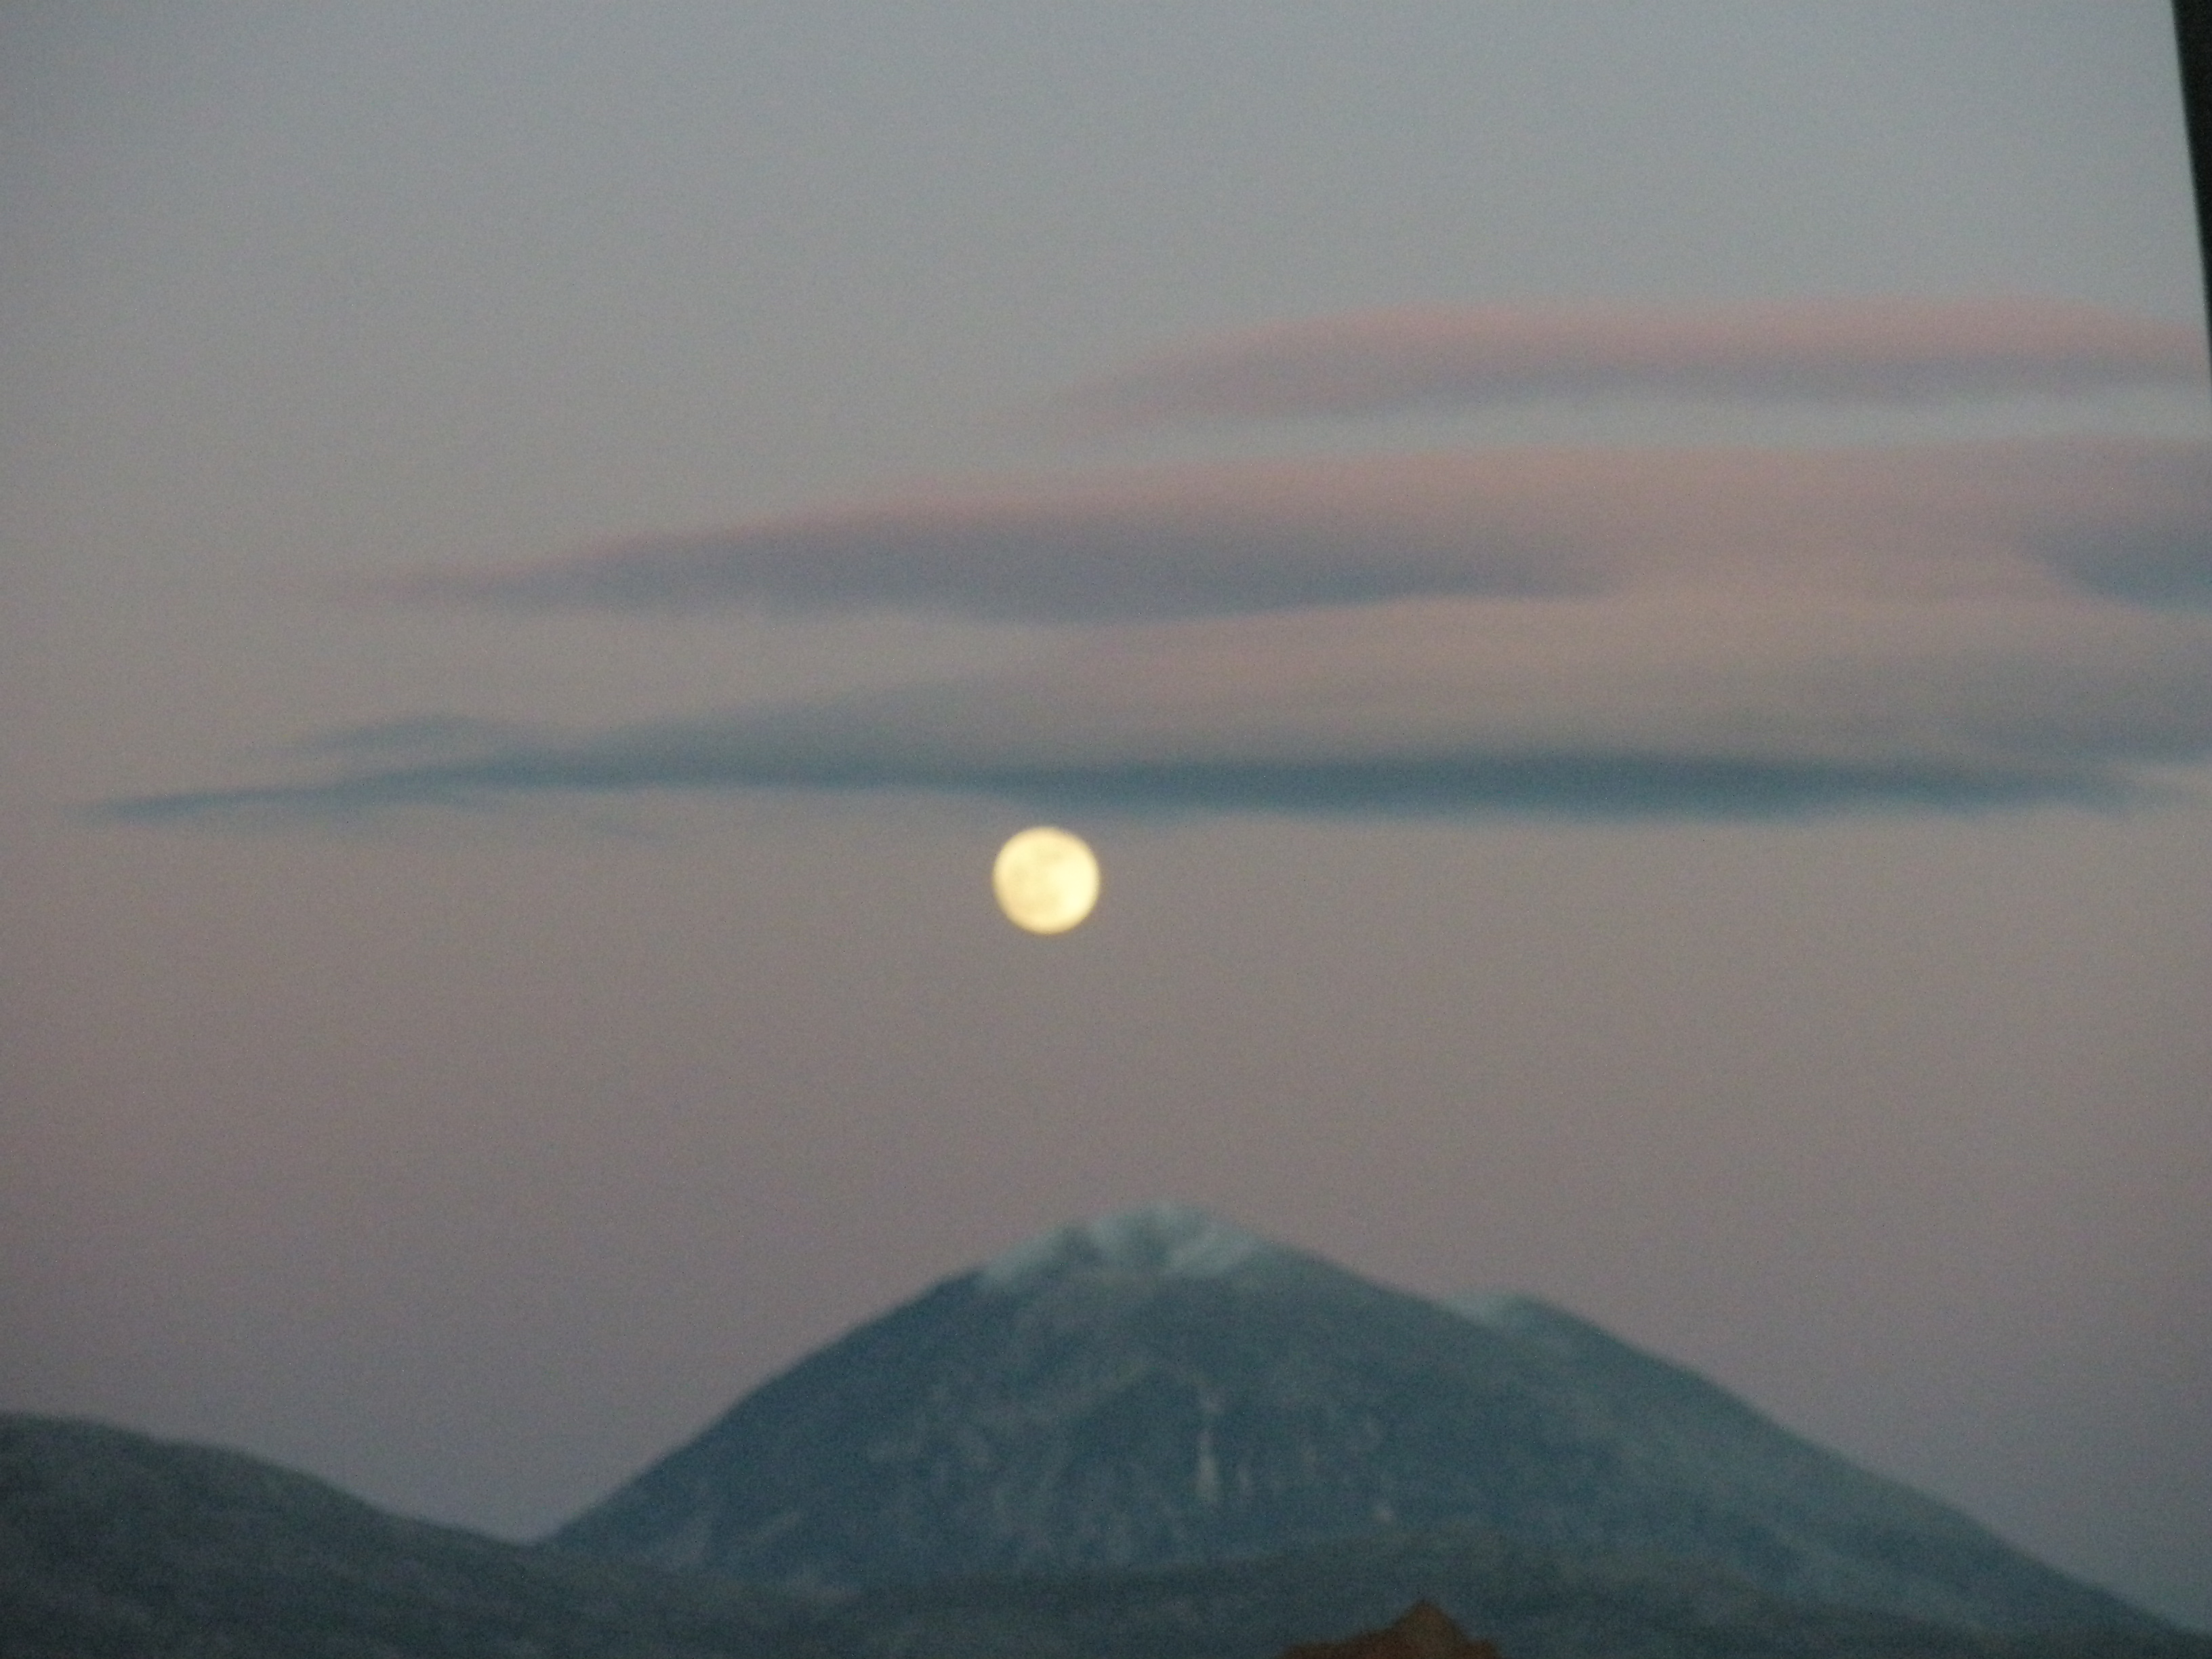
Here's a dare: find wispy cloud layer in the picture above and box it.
[1053,298,2207,433]
[114,528,2212,822]
[102,594,2212,818]
[121,296,2212,822]
[394,439,2212,623]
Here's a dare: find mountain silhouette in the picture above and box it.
[0,1413,807,1658]
[550,1202,2150,1634]
[14,1411,2208,1659]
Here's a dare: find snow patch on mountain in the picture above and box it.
[1441,1290,1526,1326]
[977,1201,1271,1290]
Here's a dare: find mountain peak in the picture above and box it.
[552,1218,2158,1635]
[977,1200,1275,1290]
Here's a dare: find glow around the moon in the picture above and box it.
[993,826,1101,935]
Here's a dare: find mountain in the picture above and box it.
[0,1413,806,1658]
[798,1525,2212,1659]
[11,1412,2210,1659]
[551,1202,2152,1635]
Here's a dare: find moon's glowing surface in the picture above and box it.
[993,827,1101,934]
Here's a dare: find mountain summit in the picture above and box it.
[550,1204,2148,1634]
[977,1200,1277,1287]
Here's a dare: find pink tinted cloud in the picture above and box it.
[124,438,2212,819]
[138,431,2212,820]
[106,590,2212,820]
[392,438,2212,622]
[1053,298,2209,433]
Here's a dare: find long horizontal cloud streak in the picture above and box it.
[103,594,2212,819]
[1057,298,2209,432]
[395,440,2212,623]
[132,434,2212,820]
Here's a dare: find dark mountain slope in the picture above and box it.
[551,1202,2152,1636]
[806,1524,2212,1659]
[0,1414,807,1659]
[7,1410,2206,1659]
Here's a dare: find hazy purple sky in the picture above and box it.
[4,1,2209,1629]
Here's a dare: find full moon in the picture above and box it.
[992,826,1101,935]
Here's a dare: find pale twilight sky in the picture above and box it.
[3,1,2209,1629]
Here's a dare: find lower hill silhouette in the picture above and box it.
[551,1202,2154,1635]
[7,1413,2209,1659]
[0,1414,809,1659]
